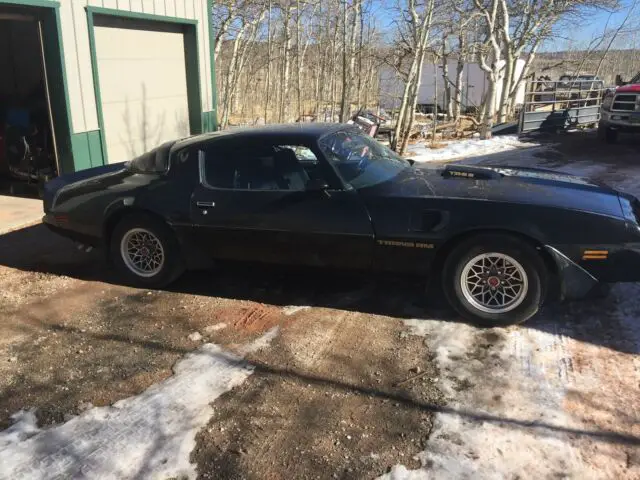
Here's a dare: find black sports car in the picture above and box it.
[43,124,640,326]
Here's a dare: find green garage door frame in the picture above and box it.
[86,6,204,166]
[0,0,75,174]
[205,0,217,134]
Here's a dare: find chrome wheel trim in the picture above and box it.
[120,228,165,278]
[460,253,528,314]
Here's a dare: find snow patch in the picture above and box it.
[383,464,428,480]
[407,135,538,163]
[187,331,203,342]
[204,322,227,333]
[381,320,594,479]
[239,326,280,355]
[0,410,40,449]
[0,328,279,480]
[282,305,311,316]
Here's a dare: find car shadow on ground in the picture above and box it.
[246,358,640,447]
[0,222,638,355]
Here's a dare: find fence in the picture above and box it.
[519,79,606,134]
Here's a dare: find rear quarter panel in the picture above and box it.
[53,171,175,240]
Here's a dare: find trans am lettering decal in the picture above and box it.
[377,240,435,249]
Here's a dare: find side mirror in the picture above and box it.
[306,178,330,191]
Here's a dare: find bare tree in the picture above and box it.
[471,0,502,138]
[219,5,267,129]
[592,0,639,78]
[279,2,295,122]
[388,0,437,154]
[264,0,273,123]
[495,0,601,123]
[339,0,362,121]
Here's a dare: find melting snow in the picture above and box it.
[0,410,40,450]
[282,305,311,316]
[380,320,595,479]
[407,135,539,163]
[0,328,279,480]
[239,326,280,355]
[204,322,227,333]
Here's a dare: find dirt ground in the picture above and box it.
[1,130,639,479]
[0,225,446,478]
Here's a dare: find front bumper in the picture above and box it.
[600,112,640,132]
[545,246,599,300]
[42,214,101,246]
[545,243,640,300]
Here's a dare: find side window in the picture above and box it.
[200,144,236,189]
[200,143,316,191]
[171,148,199,184]
[277,145,326,183]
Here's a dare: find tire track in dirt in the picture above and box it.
[242,310,352,479]
[192,304,443,480]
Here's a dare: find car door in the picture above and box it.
[188,135,375,269]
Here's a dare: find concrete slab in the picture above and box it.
[0,195,43,235]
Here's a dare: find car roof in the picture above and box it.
[173,123,351,150]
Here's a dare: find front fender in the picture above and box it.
[544,245,599,300]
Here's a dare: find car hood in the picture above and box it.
[363,164,625,218]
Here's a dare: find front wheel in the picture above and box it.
[442,234,546,326]
[110,213,185,288]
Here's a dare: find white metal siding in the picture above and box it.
[94,25,190,163]
[57,0,213,136]
[380,59,527,112]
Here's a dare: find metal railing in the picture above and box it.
[519,79,606,134]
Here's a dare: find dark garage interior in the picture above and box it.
[0,8,57,197]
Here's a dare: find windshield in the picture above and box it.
[318,130,410,188]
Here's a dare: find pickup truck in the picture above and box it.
[599,84,640,143]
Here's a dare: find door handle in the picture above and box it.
[196,201,215,208]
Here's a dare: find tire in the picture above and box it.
[109,212,185,288]
[442,234,546,327]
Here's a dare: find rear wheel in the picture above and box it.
[110,213,184,288]
[442,234,546,326]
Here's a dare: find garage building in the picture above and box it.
[0,0,216,193]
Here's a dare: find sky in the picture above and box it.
[369,0,640,53]
[546,1,640,51]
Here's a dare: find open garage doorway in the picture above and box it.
[0,4,65,198]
